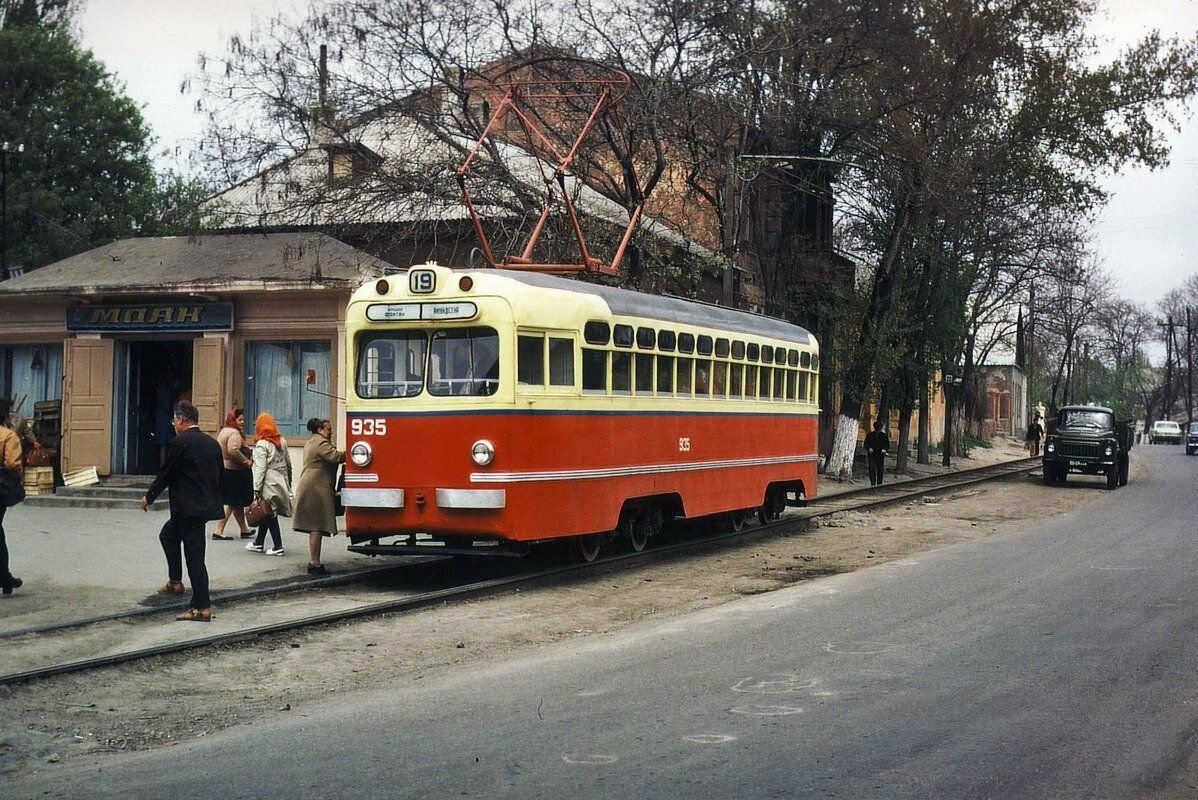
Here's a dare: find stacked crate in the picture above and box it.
[23,466,55,496]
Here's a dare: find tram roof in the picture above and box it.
[488,269,813,345]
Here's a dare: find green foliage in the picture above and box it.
[0,23,163,271]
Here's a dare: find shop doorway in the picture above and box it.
[112,340,193,474]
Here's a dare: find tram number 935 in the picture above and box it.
[678,437,691,452]
[350,418,388,436]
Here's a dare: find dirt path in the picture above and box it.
[1,450,1106,782]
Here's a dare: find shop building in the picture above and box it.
[0,233,391,475]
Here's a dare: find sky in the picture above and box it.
[75,0,1198,311]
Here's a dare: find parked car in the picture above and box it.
[1149,420,1182,445]
[1187,422,1198,455]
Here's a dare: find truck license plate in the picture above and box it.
[1069,460,1085,466]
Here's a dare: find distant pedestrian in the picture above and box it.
[864,420,890,486]
[214,408,254,540]
[1026,415,1044,457]
[246,412,292,557]
[141,400,224,622]
[292,418,345,575]
[0,397,25,596]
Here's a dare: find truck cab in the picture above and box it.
[1042,405,1132,490]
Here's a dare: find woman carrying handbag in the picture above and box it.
[245,412,292,556]
[292,417,345,575]
[0,397,24,595]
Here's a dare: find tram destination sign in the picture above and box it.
[67,302,235,333]
[366,302,477,322]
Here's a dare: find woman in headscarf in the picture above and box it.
[214,408,253,539]
[245,412,292,556]
[292,418,345,575]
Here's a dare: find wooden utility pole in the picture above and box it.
[1187,308,1193,423]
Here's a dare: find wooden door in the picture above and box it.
[191,337,226,435]
[61,338,114,475]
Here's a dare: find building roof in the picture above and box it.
[0,233,393,297]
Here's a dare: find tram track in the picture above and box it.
[0,456,1039,687]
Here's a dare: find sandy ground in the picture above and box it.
[2,438,1091,784]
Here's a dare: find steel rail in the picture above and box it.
[0,457,1041,686]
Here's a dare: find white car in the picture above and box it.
[1149,420,1182,444]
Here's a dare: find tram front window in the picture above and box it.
[356,332,427,398]
[430,328,500,396]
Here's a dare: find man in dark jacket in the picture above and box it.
[141,400,224,621]
[864,420,890,486]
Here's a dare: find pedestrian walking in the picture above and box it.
[140,400,224,622]
[214,408,254,539]
[246,412,292,556]
[292,417,345,575]
[1026,415,1044,458]
[864,420,890,486]
[0,397,25,596]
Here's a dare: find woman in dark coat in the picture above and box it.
[292,418,344,575]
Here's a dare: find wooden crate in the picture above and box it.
[23,466,54,496]
[62,466,99,488]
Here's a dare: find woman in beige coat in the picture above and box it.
[292,418,344,575]
[246,413,292,556]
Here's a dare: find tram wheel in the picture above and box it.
[730,509,749,532]
[628,520,649,553]
[572,533,603,563]
[757,488,785,526]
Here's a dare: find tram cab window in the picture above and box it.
[612,351,632,393]
[584,321,611,345]
[356,332,426,398]
[634,353,654,395]
[549,337,574,386]
[729,363,743,397]
[582,349,607,392]
[429,328,499,396]
[677,357,693,395]
[517,333,545,385]
[712,361,727,396]
[613,324,634,348]
[656,355,674,394]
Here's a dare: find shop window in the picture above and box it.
[612,351,632,393]
[548,337,574,386]
[518,333,545,385]
[582,349,607,392]
[1,343,63,406]
[246,340,330,436]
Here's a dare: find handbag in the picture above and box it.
[0,469,25,507]
[24,445,55,467]
[245,495,275,527]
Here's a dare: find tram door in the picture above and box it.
[112,340,194,475]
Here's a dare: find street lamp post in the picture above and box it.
[1,141,25,282]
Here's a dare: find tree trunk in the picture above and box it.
[918,373,930,464]
[828,414,862,480]
[896,407,912,472]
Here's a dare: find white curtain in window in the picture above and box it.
[299,344,330,425]
[8,344,63,408]
[246,342,293,430]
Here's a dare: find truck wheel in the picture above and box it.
[1106,466,1118,490]
[1056,469,1067,485]
[1118,455,1129,486]
[1042,464,1055,486]
[1188,447,1195,456]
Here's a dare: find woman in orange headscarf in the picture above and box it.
[246,413,292,556]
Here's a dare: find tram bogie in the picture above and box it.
[341,263,820,558]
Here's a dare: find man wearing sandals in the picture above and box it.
[140,401,224,622]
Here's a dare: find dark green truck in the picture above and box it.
[1042,405,1133,490]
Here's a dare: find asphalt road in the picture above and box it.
[15,443,1198,799]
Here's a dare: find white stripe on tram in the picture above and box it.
[470,453,819,484]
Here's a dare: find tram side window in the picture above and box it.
[549,337,574,386]
[729,363,743,397]
[773,368,785,400]
[429,327,499,396]
[356,333,426,399]
[759,366,771,399]
[677,357,693,395]
[695,359,711,396]
[715,338,730,358]
[517,333,544,385]
[582,349,607,392]
[801,351,811,369]
[614,324,634,348]
[745,365,758,398]
[635,353,654,395]
[786,370,797,400]
[712,361,727,397]
[732,341,746,360]
[798,371,810,403]
[656,355,674,394]
[612,351,632,393]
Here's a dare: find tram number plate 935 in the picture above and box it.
[678,437,691,452]
[350,418,388,436]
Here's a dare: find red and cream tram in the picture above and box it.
[342,263,820,559]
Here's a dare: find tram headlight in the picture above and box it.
[349,441,373,467]
[471,439,495,466]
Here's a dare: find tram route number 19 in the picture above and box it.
[678,437,691,452]
[350,418,388,436]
